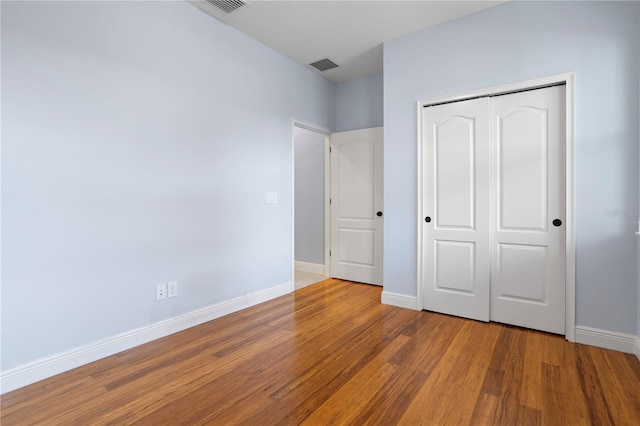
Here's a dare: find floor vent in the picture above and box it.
[205,0,246,14]
[309,58,339,72]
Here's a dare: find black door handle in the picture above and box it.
[376,211,383,217]
[553,219,562,227]
[425,216,431,223]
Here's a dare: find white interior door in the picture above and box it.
[422,85,566,334]
[490,86,566,334]
[330,127,383,285]
[422,98,491,321]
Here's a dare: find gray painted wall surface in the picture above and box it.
[383,1,640,334]
[336,73,383,132]
[1,1,335,371]
[294,127,325,265]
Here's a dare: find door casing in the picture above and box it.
[416,73,576,342]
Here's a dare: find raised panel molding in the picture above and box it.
[337,228,375,265]
[0,281,293,395]
[435,116,475,229]
[496,243,547,303]
[338,141,374,220]
[498,107,548,232]
[435,241,475,293]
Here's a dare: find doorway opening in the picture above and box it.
[292,122,331,290]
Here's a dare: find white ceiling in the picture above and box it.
[190,0,504,83]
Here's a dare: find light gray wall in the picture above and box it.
[384,1,640,334]
[335,73,383,132]
[1,1,335,372]
[294,127,325,265]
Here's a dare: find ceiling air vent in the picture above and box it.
[205,0,246,14]
[309,58,339,72]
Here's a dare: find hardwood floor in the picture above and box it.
[2,278,640,425]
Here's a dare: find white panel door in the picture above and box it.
[421,85,566,334]
[490,86,566,334]
[330,127,383,285]
[422,98,491,321]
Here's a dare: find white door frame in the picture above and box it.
[416,73,576,342]
[291,120,332,290]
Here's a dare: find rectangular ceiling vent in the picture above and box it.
[309,58,339,72]
[205,0,246,15]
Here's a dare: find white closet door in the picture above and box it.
[490,86,566,334]
[421,85,566,334]
[330,127,383,285]
[422,98,491,321]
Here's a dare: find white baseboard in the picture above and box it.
[0,281,292,395]
[574,326,637,354]
[381,291,419,311]
[295,261,325,275]
[635,336,640,362]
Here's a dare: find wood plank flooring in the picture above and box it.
[2,278,640,425]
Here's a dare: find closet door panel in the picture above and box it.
[422,97,491,322]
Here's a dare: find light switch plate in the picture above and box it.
[266,192,278,204]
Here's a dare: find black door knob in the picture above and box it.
[553,219,562,227]
[376,211,383,217]
[425,216,431,223]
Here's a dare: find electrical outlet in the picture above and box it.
[168,281,178,298]
[156,283,167,300]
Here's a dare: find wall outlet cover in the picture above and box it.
[156,283,167,300]
[168,281,178,298]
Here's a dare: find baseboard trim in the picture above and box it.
[381,291,419,311]
[635,336,640,362]
[0,281,292,395]
[574,326,637,354]
[294,261,325,275]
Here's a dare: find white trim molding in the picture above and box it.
[381,291,419,311]
[636,232,640,362]
[294,261,325,276]
[0,281,292,395]
[575,326,637,355]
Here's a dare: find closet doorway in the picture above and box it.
[418,75,575,338]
